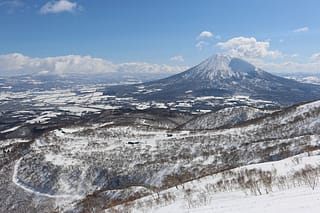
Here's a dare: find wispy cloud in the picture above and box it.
[40,0,79,14]
[0,0,22,7]
[195,41,208,50]
[217,36,282,59]
[256,60,320,74]
[293,26,309,33]
[311,52,320,61]
[170,55,184,62]
[0,0,24,13]
[290,54,299,58]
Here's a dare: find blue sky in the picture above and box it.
[0,0,320,75]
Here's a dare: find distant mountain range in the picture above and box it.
[104,54,320,106]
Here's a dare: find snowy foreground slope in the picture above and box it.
[154,188,320,213]
[1,100,320,212]
[108,153,320,213]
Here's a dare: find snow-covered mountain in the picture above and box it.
[178,54,256,80]
[104,54,320,106]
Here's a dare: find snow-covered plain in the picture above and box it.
[0,82,278,134]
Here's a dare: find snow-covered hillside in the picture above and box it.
[181,105,272,130]
[1,100,319,212]
[107,152,320,213]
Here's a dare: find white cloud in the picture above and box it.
[2,53,318,76]
[197,31,213,40]
[290,54,299,58]
[0,53,187,76]
[40,0,78,14]
[0,53,29,70]
[217,36,282,59]
[0,53,116,75]
[311,52,320,61]
[170,55,184,62]
[293,26,309,33]
[197,31,221,40]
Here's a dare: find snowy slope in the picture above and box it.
[181,54,234,80]
[107,152,320,213]
[151,188,320,213]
